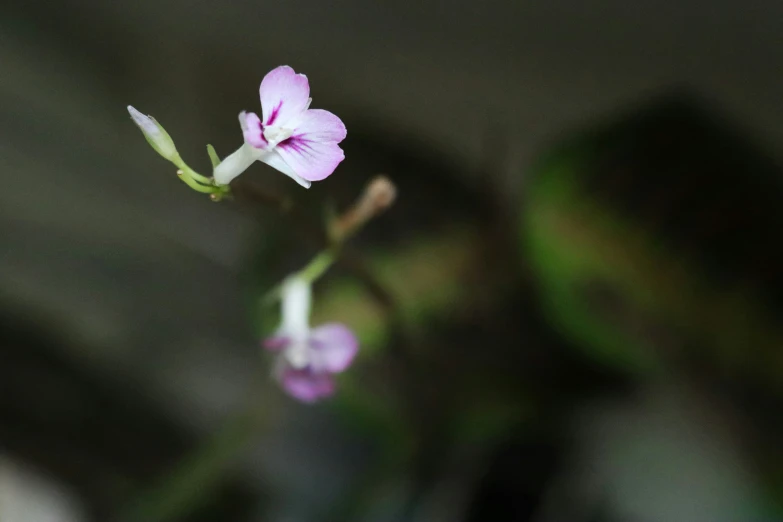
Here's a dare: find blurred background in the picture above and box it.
[2,0,783,520]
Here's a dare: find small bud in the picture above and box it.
[363,175,397,213]
[330,175,398,242]
[127,105,179,162]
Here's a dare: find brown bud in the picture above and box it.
[364,175,397,213]
[331,175,398,242]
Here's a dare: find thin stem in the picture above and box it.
[262,248,338,306]
[181,164,214,185]
[118,386,271,522]
[177,172,218,194]
[237,177,397,320]
[299,249,338,284]
[172,155,214,185]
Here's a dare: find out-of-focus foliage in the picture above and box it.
[3,0,783,519]
[522,93,783,518]
[524,94,783,387]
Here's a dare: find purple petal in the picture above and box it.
[276,140,345,182]
[281,368,335,403]
[239,111,266,149]
[258,151,312,188]
[262,335,290,352]
[276,109,347,182]
[259,65,310,128]
[310,323,358,373]
[290,109,347,143]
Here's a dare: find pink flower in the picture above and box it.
[264,277,358,403]
[213,66,347,189]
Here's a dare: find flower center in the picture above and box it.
[285,340,311,369]
[263,126,294,148]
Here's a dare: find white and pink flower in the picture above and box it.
[264,277,358,403]
[213,66,347,189]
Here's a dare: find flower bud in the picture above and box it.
[127,105,179,162]
[363,175,398,213]
[330,175,397,242]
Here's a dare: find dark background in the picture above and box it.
[1,1,782,521]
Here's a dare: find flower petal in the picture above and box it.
[310,323,358,373]
[240,111,266,149]
[262,335,289,351]
[258,150,312,188]
[259,65,310,128]
[213,143,262,185]
[289,109,347,143]
[281,368,335,403]
[276,110,347,182]
[276,140,345,182]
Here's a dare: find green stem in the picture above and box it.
[177,172,218,194]
[172,154,213,185]
[258,175,392,306]
[262,248,338,306]
[299,249,338,284]
[181,164,214,185]
[118,393,268,522]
